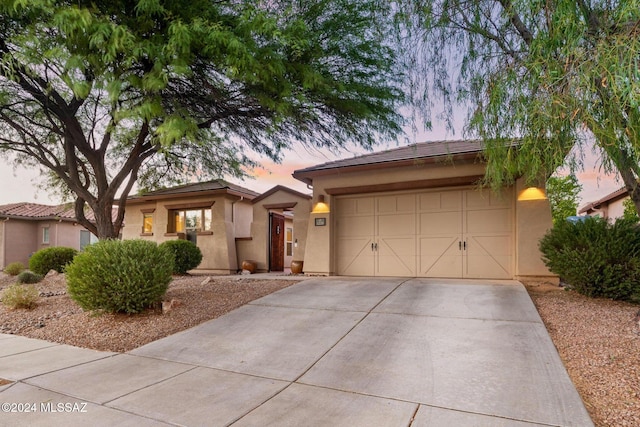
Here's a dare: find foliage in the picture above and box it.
[4,262,25,276]
[539,217,640,302]
[403,0,640,214]
[16,270,43,284]
[0,0,404,239]
[29,247,78,275]
[623,198,639,222]
[546,175,582,225]
[66,239,173,314]
[159,240,203,274]
[1,284,39,309]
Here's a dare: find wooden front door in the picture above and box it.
[269,213,285,271]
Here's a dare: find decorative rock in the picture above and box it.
[45,269,58,278]
[200,276,211,286]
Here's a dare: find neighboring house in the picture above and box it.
[293,140,555,281]
[0,203,98,269]
[578,187,628,221]
[122,181,312,274]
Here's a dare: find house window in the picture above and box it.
[286,227,293,256]
[143,213,153,234]
[140,208,155,235]
[42,227,50,244]
[170,208,212,233]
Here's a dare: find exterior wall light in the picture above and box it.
[518,187,547,201]
[312,194,330,213]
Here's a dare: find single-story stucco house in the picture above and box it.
[0,202,99,269]
[122,180,312,274]
[578,187,628,221]
[122,140,555,281]
[292,140,554,281]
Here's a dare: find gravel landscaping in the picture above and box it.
[1,272,638,426]
[0,272,298,352]
[525,282,640,427]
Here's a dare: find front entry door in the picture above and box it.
[269,213,285,271]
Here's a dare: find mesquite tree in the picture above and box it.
[0,0,404,238]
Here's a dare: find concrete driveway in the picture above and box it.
[0,277,592,426]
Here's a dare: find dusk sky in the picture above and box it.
[0,122,622,211]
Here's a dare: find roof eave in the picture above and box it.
[292,152,483,185]
[124,188,258,205]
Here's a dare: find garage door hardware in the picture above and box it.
[370,242,379,251]
[458,241,467,250]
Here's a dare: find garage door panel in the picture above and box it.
[378,213,416,236]
[337,237,375,276]
[465,189,510,208]
[419,211,462,235]
[336,197,374,216]
[419,236,462,278]
[419,191,462,211]
[378,237,416,276]
[337,215,374,237]
[377,194,415,213]
[465,208,511,234]
[465,235,512,279]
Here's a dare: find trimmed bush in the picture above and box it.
[159,240,203,274]
[16,270,43,284]
[1,284,39,309]
[66,239,173,314]
[29,247,78,275]
[4,262,25,276]
[539,217,640,301]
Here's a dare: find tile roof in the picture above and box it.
[293,140,486,176]
[0,202,98,222]
[127,179,260,202]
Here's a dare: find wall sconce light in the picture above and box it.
[294,238,298,248]
[518,187,547,201]
[312,194,330,213]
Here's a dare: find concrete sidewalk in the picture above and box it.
[0,277,593,426]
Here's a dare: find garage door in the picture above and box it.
[335,188,513,279]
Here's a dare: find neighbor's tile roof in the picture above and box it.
[0,202,98,222]
[127,179,260,202]
[578,187,628,214]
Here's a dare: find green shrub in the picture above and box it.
[4,262,25,276]
[29,247,78,275]
[539,217,640,301]
[1,284,39,309]
[16,270,43,284]
[66,239,173,314]
[159,240,203,274]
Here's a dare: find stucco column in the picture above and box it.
[302,212,331,275]
[515,178,558,283]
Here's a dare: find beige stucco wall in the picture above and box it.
[514,179,557,282]
[37,222,84,252]
[300,161,556,280]
[122,194,252,273]
[233,201,253,238]
[607,197,626,220]
[4,220,38,267]
[237,190,311,273]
